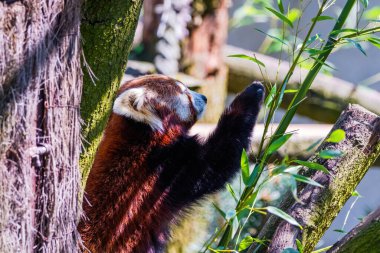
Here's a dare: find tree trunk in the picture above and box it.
[249,104,380,253]
[80,0,143,182]
[182,0,229,122]
[0,1,81,252]
[327,206,380,253]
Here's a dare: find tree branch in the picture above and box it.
[327,206,380,253]
[249,104,380,253]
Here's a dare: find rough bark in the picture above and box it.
[224,45,380,123]
[249,104,380,253]
[182,0,229,122]
[80,0,143,182]
[327,206,380,253]
[0,1,82,252]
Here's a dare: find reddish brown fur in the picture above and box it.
[79,76,194,252]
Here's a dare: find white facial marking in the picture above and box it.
[113,87,164,131]
[176,81,187,93]
[174,93,191,121]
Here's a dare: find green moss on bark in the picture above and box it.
[80,0,143,183]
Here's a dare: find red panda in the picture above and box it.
[78,74,264,252]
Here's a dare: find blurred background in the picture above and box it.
[126,0,380,251]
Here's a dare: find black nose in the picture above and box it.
[201,94,207,103]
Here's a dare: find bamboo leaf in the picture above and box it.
[239,236,254,251]
[312,15,335,22]
[218,222,233,248]
[228,54,266,67]
[266,7,294,28]
[212,203,226,220]
[267,133,293,155]
[241,149,250,185]
[368,37,380,49]
[277,0,284,13]
[282,248,300,253]
[344,38,367,56]
[326,129,346,143]
[266,206,302,229]
[255,28,288,45]
[291,174,324,188]
[360,0,369,8]
[265,84,277,108]
[319,149,344,159]
[293,160,329,174]
[226,183,238,203]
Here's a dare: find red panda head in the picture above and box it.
[113,74,207,131]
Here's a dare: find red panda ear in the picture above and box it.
[113,88,164,131]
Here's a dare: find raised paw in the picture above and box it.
[230,81,265,112]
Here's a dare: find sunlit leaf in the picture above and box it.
[267,133,293,154]
[368,37,380,49]
[284,89,298,93]
[288,8,301,23]
[265,84,277,108]
[291,174,324,188]
[326,129,346,143]
[239,236,254,251]
[266,7,294,28]
[330,28,358,36]
[266,206,302,229]
[312,15,335,22]
[352,190,362,197]
[293,160,329,174]
[228,54,266,67]
[296,239,303,253]
[319,149,344,159]
[241,149,250,185]
[364,6,380,20]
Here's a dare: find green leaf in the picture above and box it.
[256,28,288,45]
[333,229,346,233]
[265,84,277,108]
[296,239,304,253]
[228,54,266,67]
[360,0,369,8]
[312,15,335,22]
[277,0,284,13]
[326,129,346,143]
[319,149,344,159]
[282,248,300,253]
[344,38,367,56]
[267,133,293,155]
[239,236,254,251]
[368,37,380,49]
[247,163,260,187]
[364,6,380,20]
[212,203,226,220]
[266,7,294,28]
[291,174,324,188]
[330,28,358,36]
[306,138,323,152]
[352,190,362,197]
[293,160,329,174]
[241,149,250,185]
[284,89,298,93]
[226,183,238,203]
[218,222,233,247]
[287,9,301,23]
[266,206,302,229]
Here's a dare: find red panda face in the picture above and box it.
[113,75,207,131]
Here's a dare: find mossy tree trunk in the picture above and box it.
[249,104,380,253]
[0,1,81,252]
[80,0,143,182]
[327,207,380,253]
